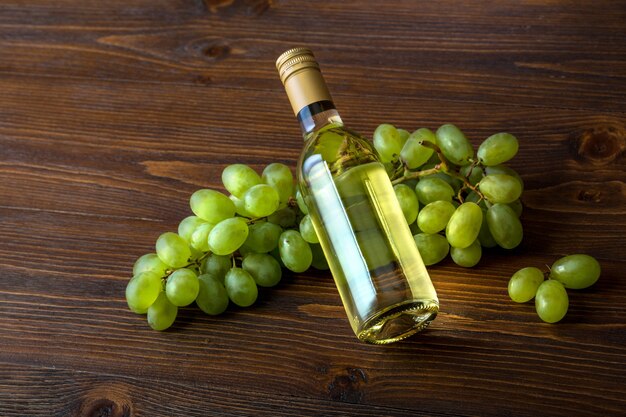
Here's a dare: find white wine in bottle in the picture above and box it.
[276,47,438,344]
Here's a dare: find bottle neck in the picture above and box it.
[297,100,343,136]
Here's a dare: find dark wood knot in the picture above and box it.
[200,0,274,16]
[246,0,274,16]
[76,387,132,417]
[577,189,602,203]
[187,38,231,63]
[201,0,235,13]
[202,42,231,58]
[194,74,213,85]
[327,367,368,402]
[78,398,131,417]
[570,124,626,165]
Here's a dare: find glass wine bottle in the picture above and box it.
[276,47,438,344]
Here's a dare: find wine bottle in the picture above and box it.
[276,47,438,344]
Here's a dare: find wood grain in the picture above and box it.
[0,1,625,416]
[1,1,625,112]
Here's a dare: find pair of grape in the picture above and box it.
[375,123,524,268]
[508,254,601,323]
[125,162,325,331]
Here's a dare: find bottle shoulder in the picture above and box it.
[299,123,380,178]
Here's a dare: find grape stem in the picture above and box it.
[163,251,212,279]
[390,141,488,203]
[391,164,442,185]
[544,265,552,280]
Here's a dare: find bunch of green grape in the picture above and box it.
[125,163,326,331]
[373,123,524,267]
[508,254,601,323]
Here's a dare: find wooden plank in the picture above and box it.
[0,1,624,112]
[1,77,624,258]
[1,1,625,416]
[0,362,426,417]
[0,208,624,416]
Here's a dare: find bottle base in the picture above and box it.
[356,299,439,344]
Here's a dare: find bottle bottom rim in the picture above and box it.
[356,299,439,345]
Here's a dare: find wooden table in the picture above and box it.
[1,1,625,416]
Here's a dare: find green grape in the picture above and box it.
[397,128,410,143]
[485,165,524,192]
[242,253,282,287]
[508,267,544,303]
[393,184,419,224]
[200,253,232,283]
[165,268,199,307]
[279,230,312,273]
[208,217,249,256]
[310,243,329,270]
[132,253,167,277]
[413,233,449,266]
[424,151,441,166]
[460,165,484,186]
[243,184,280,218]
[486,203,523,249]
[477,133,519,166]
[435,124,474,166]
[549,254,601,289]
[400,128,436,169]
[450,240,482,267]
[446,202,483,249]
[245,221,283,253]
[415,178,455,205]
[479,174,522,204]
[190,189,235,223]
[477,210,497,248]
[237,244,255,258]
[222,163,262,198]
[313,127,345,162]
[465,191,488,210]
[155,232,191,268]
[195,273,229,315]
[268,206,297,228]
[373,123,403,163]
[189,247,204,262]
[299,214,319,244]
[508,199,523,217]
[126,272,162,312]
[295,190,309,214]
[177,216,207,243]
[422,172,463,193]
[128,304,149,315]
[230,194,253,218]
[262,163,294,204]
[190,222,214,252]
[224,267,258,307]
[269,246,286,269]
[147,292,178,331]
[417,200,456,234]
[535,280,568,323]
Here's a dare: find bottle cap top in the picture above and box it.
[276,47,332,115]
[276,47,319,85]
